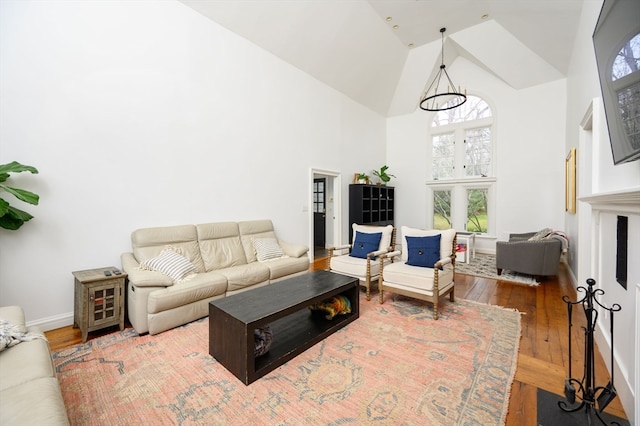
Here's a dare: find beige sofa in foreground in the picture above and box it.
[0,305,69,426]
[121,219,309,335]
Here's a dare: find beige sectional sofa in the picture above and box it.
[121,219,309,335]
[0,306,69,425]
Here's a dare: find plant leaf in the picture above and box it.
[7,205,34,221]
[0,198,8,216]
[0,161,39,175]
[0,215,23,230]
[0,184,39,205]
[0,205,33,230]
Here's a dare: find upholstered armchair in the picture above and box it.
[379,227,457,320]
[326,224,396,300]
[495,231,564,282]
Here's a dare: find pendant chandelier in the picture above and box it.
[419,27,467,112]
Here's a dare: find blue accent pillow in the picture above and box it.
[405,235,441,268]
[349,231,382,259]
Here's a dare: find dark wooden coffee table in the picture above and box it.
[209,270,359,385]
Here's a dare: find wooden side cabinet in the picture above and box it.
[73,267,126,342]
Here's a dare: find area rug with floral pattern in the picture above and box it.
[53,295,521,425]
[456,253,539,286]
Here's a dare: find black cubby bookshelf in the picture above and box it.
[348,184,395,241]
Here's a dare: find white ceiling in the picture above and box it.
[179,0,587,116]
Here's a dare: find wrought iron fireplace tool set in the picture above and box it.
[559,278,622,425]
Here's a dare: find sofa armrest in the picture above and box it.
[121,252,173,288]
[278,240,308,258]
[0,306,27,333]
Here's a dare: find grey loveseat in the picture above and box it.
[121,219,309,335]
[0,306,69,425]
[495,231,564,282]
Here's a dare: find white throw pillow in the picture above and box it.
[139,248,197,281]
[253,237,285,261]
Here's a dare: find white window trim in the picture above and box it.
[427,95,496,236]
[426,178,497,236]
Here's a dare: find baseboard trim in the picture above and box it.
[27,311,74,332]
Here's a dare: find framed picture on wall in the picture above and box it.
[565,147,576,214]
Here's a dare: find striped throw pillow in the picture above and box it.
[253,237,285,261]
[139,248,197,281]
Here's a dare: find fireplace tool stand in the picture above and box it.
[559,278,621,425]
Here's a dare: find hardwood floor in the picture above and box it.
[47,257,628,424]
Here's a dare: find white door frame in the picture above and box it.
[309,168,342,262]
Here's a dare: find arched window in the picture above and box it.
[427,95,495,234]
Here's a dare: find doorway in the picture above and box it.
[313,178,326,255]
[309,169,341,262]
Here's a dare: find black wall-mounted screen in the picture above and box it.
[592,0,640,165]
[616,215,628,289]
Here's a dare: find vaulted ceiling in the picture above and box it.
[179,0,586,116]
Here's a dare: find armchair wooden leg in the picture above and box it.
[497,268,503,275]
[449,288,455,302]
[433,299,439,321]
[365,277,371,301]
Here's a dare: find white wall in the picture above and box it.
[0,0,386,326]
[565,0,639,420]
[387,56,567,249]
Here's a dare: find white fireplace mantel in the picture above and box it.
[579,187,640,214]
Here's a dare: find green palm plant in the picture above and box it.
[372,165,395,184]
[0,161,40,230]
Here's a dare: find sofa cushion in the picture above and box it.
[330,255,388,280]
[196,222,248,271]
[349,231,382,259]
[139,248,197,281]
[0,337,55,391]
[382,262,454,295]
[132,225,205,273]
[219,263,270,292]
[147,272,228,314]
[263,256,309,280]
[253,237,285,261]
[238,220,279,263]
[0,377,69,426]
[405,235,441,268]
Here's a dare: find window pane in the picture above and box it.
[432,133,454,179]
[612,33,639,81]
[467,189,488,233]
[617,80,640,151]
[432,95,492,127]
[465,127,491,177]
[433,190,451,230]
